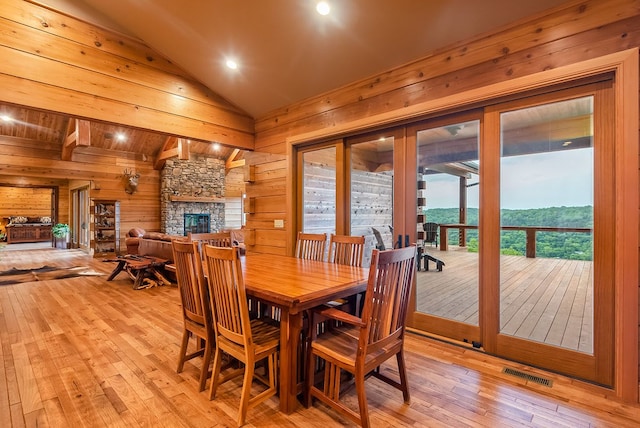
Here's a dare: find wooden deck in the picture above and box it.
[416,246,593,353]
[3,247,637,427]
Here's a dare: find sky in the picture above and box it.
[425,147,594,210]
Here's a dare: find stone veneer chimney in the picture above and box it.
[160,155,225,235]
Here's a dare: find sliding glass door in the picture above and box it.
[408,83,614,385]
[409,112,482,344]
[487,84,614,385]
[295,81,615,385]
[297,131,403,267]
[299,144,337,236]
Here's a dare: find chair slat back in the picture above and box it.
[172,240,209,324]
[423,222,439,245]
[189,231,232,247]
[203,245,251,347]
[295,232,327,261]
[360,246,416,347]
[328,234,365,267]
[189,232,233,265]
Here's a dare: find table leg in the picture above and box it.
[277,308,302,414]
[149,267,172,286]
[106,260,126,281]
[131,269,146,289]
[278,308,291,413]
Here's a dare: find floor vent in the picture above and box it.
[502,367,553,387]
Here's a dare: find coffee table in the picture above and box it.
[104,255,171,289]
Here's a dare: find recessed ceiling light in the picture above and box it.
[115,132,126,141]
[225,59,238,70]
[316,1,330,15]
[212,142,221,151]
[1,115,13,122]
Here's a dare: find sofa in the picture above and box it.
[125,227,246,260]
[125,228,177,261]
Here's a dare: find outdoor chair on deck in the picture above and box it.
[172,239,214,392]
[305,245,416,428]
[423,222,439,246]
[371,227,385,251]
[203,245,280,427]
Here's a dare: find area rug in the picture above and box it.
[0,265,105,286]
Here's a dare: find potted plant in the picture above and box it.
[52,223,70,249]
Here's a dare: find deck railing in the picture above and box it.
[438,223,592,258]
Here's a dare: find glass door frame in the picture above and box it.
[293,129,408,250]
[485,83,614,386]
[406,110,483,344]
[407,83,614,386]
[400,52,638,397]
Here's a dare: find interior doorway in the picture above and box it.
[0,184,56,248]
[71,185,90,250]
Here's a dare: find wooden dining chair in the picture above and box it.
[295,232,327,261]
[171,239,215,392]
[327,234,366,313]
[189,232,233,271]
[305,245,417,428]
[188,231,232,248]
[203,245,280,427]
[328,234,365,266]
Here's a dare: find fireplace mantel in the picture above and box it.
[170,195,226,203]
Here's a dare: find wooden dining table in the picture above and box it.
[241,253,369,414]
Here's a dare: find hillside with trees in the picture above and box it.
[424,206,593,260]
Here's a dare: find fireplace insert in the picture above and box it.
[184,213,210,235]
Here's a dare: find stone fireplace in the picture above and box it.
[161,155,226,235]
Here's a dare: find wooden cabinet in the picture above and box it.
[6,224,52,243]
[92,200,120,257]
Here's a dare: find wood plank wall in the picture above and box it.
[251,0,640,253]
[0,187,52,220]
[0,1,254,149]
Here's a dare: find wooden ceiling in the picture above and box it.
[0,102,243,170]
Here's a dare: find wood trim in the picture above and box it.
[285,50,638,147]
[612,46,639,401]
[169,196,225,203]
[260,0,639,135]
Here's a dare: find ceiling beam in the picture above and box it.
[225,148,245,173]
[61,119,90,161]
[154,136,190,170]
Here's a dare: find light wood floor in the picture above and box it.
[416,247,593,353]
[1,247,639,427]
